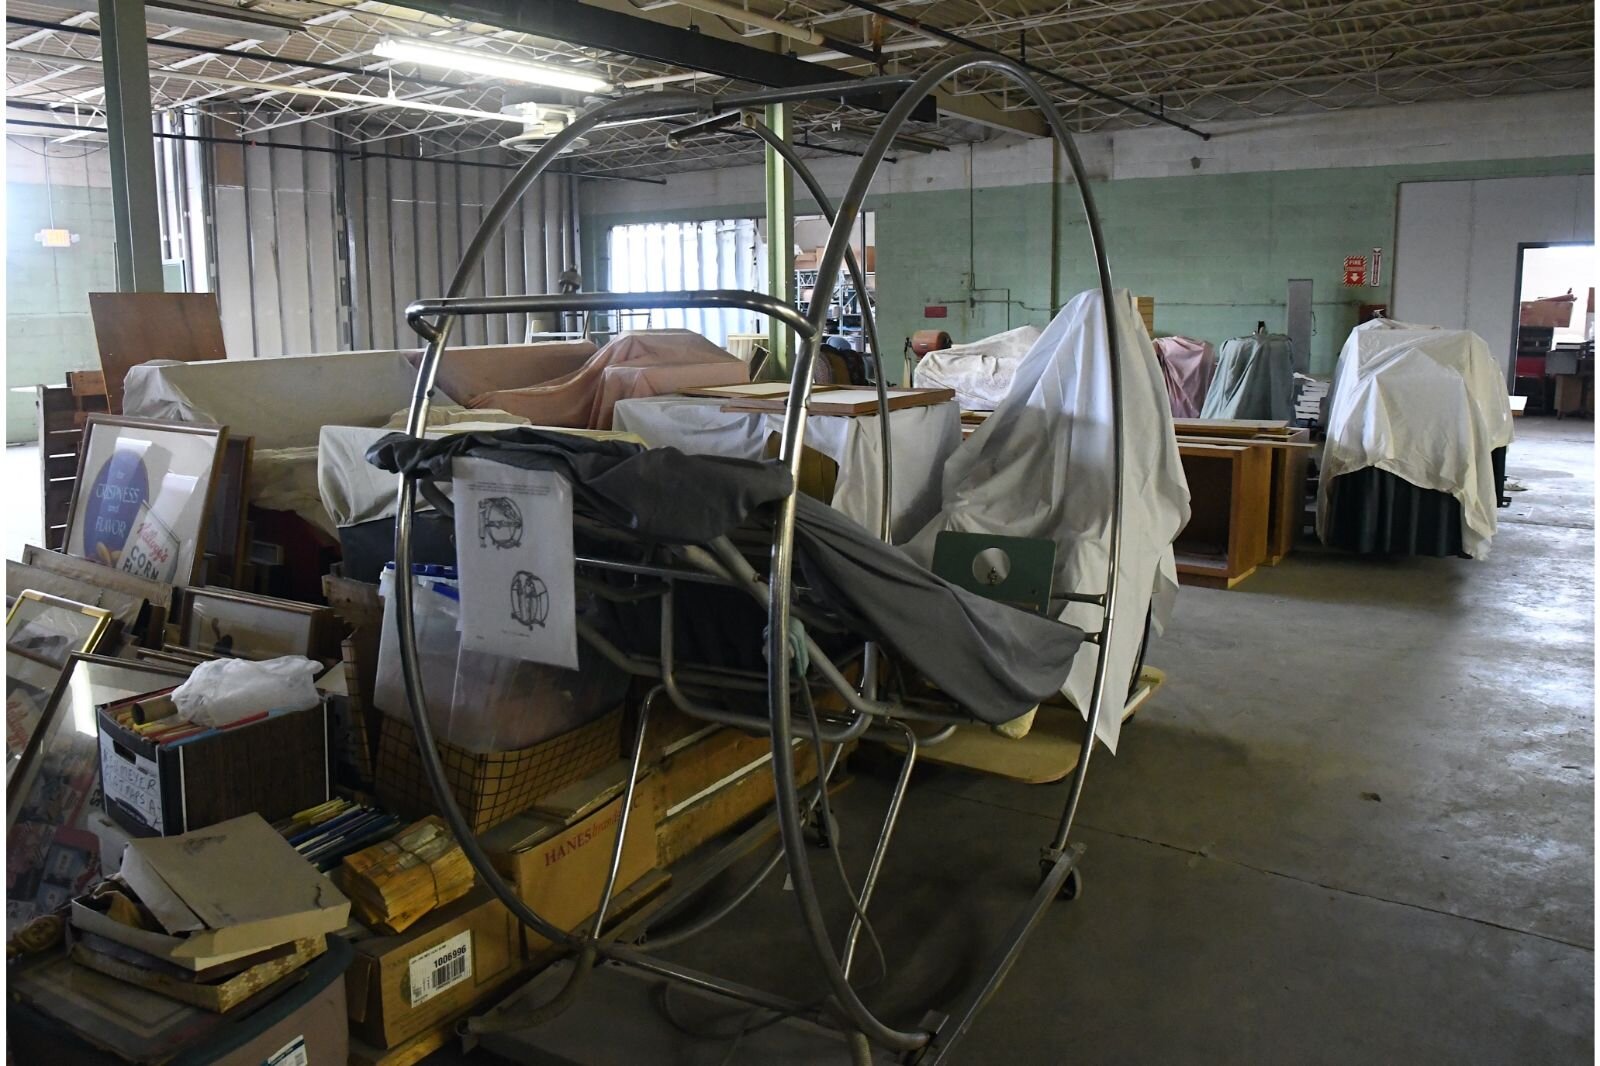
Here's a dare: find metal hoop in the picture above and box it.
[384,60,1128,1057]
[760,53,1126,1052]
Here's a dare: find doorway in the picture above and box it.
[1510,242,1594,417]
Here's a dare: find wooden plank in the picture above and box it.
[88,292,228,413]
[1176,435,1315,451]
[1264,444,1312,566]
[66,370,108,398]
[1230,443,1271,574]
[722,387,955,416]
[888,667,1165,784]
[656,743,820,867]
[1173,418,1291,435]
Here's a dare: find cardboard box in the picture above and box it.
[374,707,623,834]
[69,813,351,971]
[481,787,659,954]
[98,696,331,836]
[345,886,523,1048]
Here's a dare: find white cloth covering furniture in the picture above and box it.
[911,325,1042,411]
[905,290,1191,754]
[1318,318,1513,559]
[612,394,961,544]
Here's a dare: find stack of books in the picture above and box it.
[276,798,403,872]
[339,815,474,933]
[1294,374,1331,428]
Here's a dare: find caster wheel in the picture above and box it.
[1041,861,1082,900]
[804,809,836,849]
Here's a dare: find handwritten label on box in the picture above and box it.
[99,731,163,833]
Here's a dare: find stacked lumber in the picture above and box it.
[341,816,474,933]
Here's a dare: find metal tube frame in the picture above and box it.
[390,59,1125,1063]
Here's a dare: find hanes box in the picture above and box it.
[481,784,659,954]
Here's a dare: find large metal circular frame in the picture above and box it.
[762,53,1124,1053]
[387,55,1126,1057]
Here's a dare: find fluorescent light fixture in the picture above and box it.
[374,38,612,93]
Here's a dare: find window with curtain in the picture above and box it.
[606,219,766,347]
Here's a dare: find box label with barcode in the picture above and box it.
[407,930,472,1007]
[262,1035,308,1066]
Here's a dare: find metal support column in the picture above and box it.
[764,101,795,375]
[97,0,163,292]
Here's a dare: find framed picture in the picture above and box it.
[6,559,145,630]
[180,586,334,660]
[6,654,189,933]
[64,415,228,587]
[203,436,254,589]
[7,592,113,790]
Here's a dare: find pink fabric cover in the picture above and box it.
[474,330,746,429]
[409,340,597,405]
[1153,336,1217,418]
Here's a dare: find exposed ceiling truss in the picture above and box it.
[6,0,1594,177]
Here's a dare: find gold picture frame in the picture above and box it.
[6,592,114,793]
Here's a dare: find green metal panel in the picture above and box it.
[931,531,1056,615]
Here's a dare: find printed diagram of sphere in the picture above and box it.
[478,496,523,549]
[510,571,549,629]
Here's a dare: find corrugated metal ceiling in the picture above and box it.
[6,0,1593,177]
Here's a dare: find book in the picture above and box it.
[339,815,474,934]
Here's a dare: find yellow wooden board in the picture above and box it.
[889,667,1165,784]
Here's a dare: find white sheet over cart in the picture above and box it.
[911,324,1042,411]
[905,289,1191,754]
[611,394,961,544]
[1318,319,1513,559]
[314,415,625,531]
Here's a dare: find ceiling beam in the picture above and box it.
[399,0,1045,136]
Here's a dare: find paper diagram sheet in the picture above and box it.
[451,457,578,669]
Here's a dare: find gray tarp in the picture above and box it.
[1200,329,1296,420]
[367,428,1083,724]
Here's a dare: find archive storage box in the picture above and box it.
[373,706,624,834]
[97,698,331,837]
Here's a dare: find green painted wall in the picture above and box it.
[6,182,119,443]
[586,153,1593,382]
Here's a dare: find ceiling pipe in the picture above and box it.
[822,0,1210,138]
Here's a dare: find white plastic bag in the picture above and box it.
[171,656,322,727]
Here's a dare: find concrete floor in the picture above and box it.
[425,416,1593,1065]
